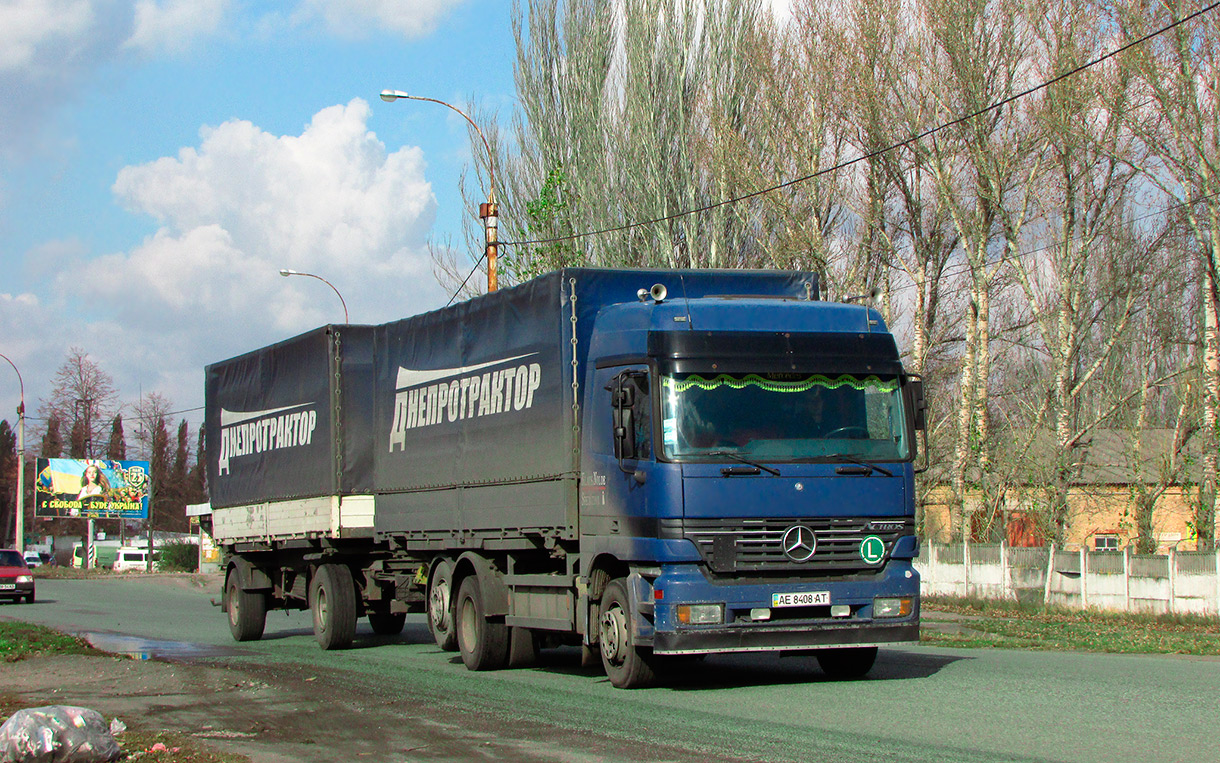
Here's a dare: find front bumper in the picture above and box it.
[655,620,918,654]
[647,560,920,655]
[0,578,34,599]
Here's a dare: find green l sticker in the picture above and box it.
[860,535,885,565]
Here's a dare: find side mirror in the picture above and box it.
[909,379,927,431]
[610,376,637,462]
[905,375,929,474]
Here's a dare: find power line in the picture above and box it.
[492,1,1219,250]
[19,406,205,426]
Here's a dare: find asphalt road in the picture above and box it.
[3,575,1217,763]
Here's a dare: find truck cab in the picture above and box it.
[579,289,924,685]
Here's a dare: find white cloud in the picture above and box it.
[0,0,95,71]
[65,99,444,406]
[6,99,444,417]
[292,0,465,39]
[0,0,132,153]
[124,0,230,55]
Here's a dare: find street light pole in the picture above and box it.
[379,89,499,292]
[0,353,24,551]
[278,269,350,323]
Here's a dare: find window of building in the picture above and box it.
[1093,535,1120,552]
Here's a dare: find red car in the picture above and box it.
[0,548,35,603]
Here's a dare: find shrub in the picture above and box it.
[157,541,198,573]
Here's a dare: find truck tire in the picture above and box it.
[598,579,656,689]
[456,576,509,671]
[368,610,406,635]
[427,562,458,651]
[311,563,357,650]
[226,571,266,642]
[816,646,878,680]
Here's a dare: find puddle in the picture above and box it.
[80,632,245,661]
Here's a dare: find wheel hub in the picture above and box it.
[429,581,450,630]
[600,607,628,665]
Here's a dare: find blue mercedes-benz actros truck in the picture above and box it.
[207,268,925,688]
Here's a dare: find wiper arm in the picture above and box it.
[707,450,780,476]
[826,454,893,477]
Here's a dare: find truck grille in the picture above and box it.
[663,516,913,577]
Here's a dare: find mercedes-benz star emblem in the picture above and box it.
[781,525,817,562]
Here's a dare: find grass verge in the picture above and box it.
[922,595,1220,655]
[0,621,97,662]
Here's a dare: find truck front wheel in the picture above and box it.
[456,576,509,671]
[598,579,656,689]
[226,571,266,642]
[311,563,357,650]
[816,646,878,680]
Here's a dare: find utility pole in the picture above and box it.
[1,353,24,551]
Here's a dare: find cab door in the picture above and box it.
[581,366,653,539]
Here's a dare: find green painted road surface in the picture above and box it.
[3,577,1217,763]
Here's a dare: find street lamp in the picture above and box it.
[379,89,500,293]
[279,269,350,324]
[0,352,25,552]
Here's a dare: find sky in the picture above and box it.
[0,0,520,439]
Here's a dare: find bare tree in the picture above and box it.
[913,0,1040,537]
[467,0,781,286]
[1002,0,1149,542]
[37,348,119,458]
[1117,0,1220,549]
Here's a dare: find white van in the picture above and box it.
[112,547,159,573]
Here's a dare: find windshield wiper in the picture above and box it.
[825,454,893,477]
[707,450,781,476]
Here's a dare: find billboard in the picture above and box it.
[34,458,151,519]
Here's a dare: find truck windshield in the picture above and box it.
[659,371,910,463]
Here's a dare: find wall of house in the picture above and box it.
[918,486,1216,553]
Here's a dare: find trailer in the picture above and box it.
[207,268,925,687]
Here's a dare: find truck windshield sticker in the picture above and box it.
[217,404,318,475]
[389,355,543,451]
[661,371,908,462]
[663,373,897,395]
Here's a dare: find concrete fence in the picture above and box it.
[915,542,1220,617]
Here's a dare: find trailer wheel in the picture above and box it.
[598,579,656,689]
[456,576,509,671]
[225,571,266,642]
[816,647,878,680]
[367,609,407,635]
[427,562,458,651]
[311,563,357,650]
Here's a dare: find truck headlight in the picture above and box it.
[874,597,913,618]
[676,604,724,625]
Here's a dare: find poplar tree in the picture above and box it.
[0,420,14,546]
[106,415,127,460]
[40,415,63,458]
